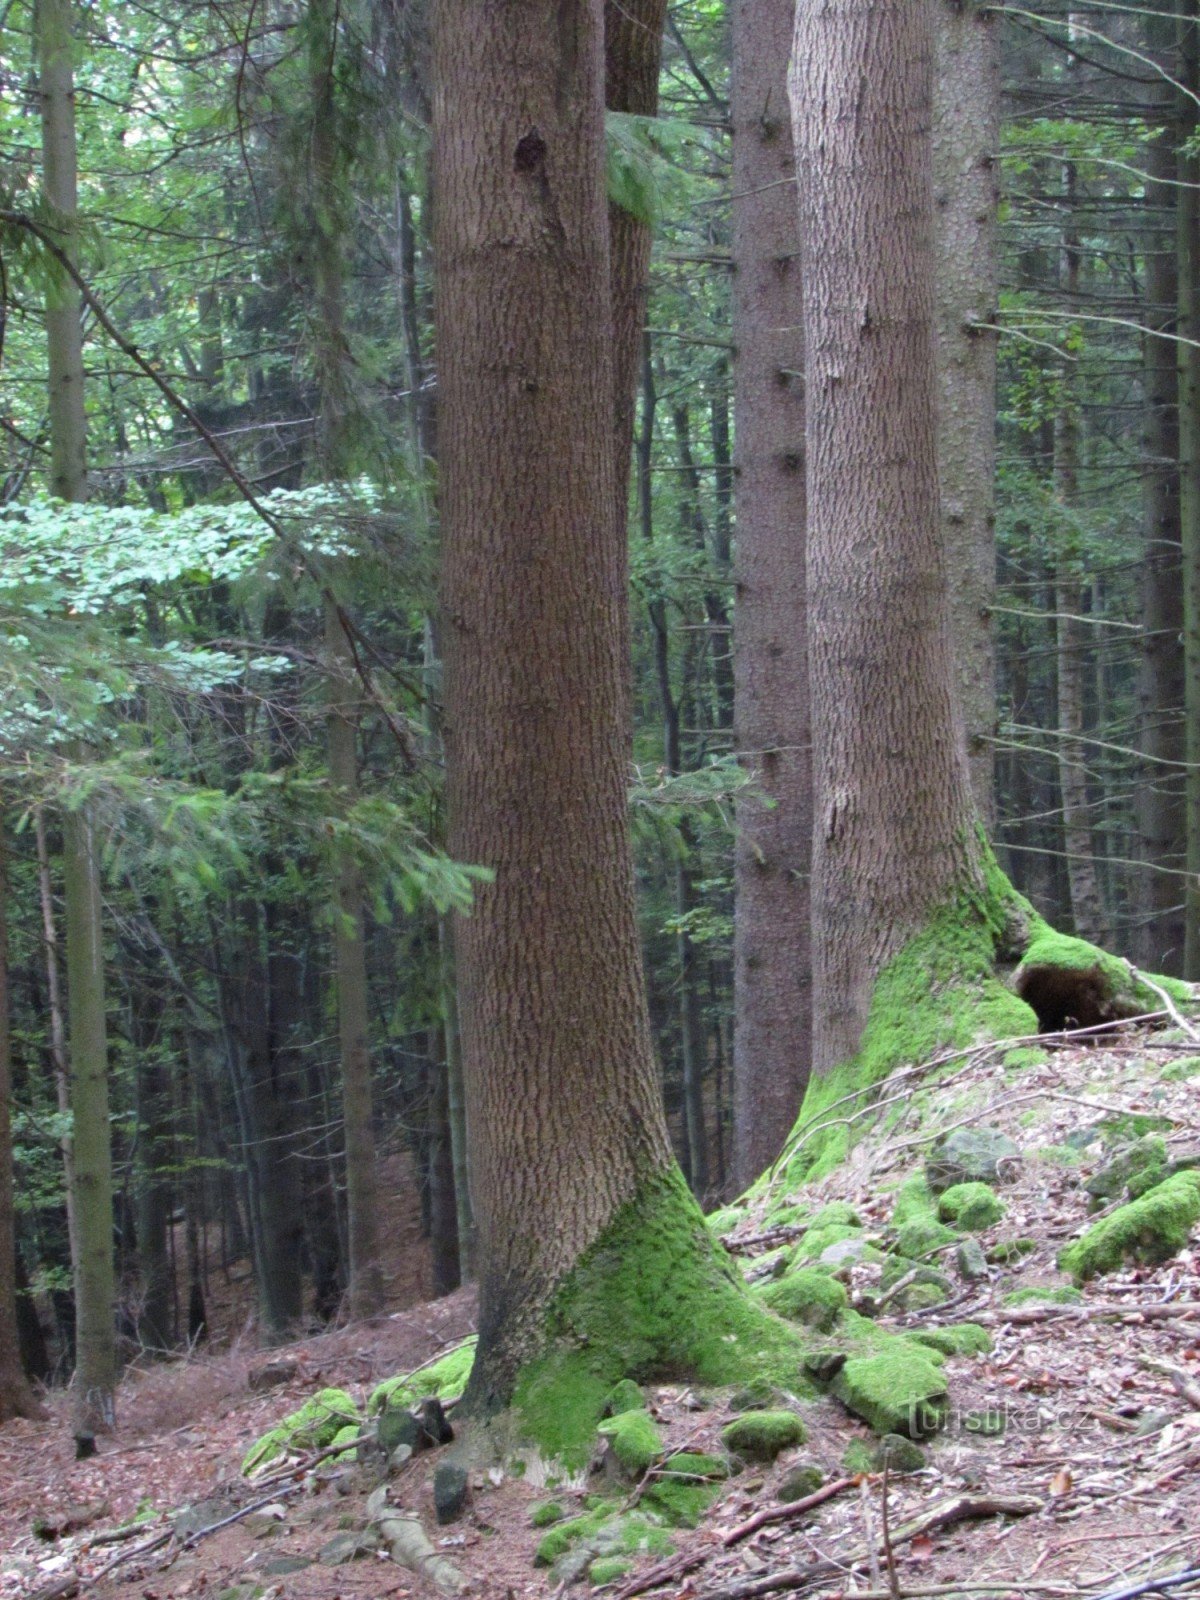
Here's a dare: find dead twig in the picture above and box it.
[721,1474,859,1547]
[1125,963,1200,1042]
[879,1463,900,1600]
[1093,1566,1200,1600]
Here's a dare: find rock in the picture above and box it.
[377,1407,423,1458]
[721,1409,807,1461]
[728,1378,783,1412]
[417,1397,455,1447]
[803,1350,846,1384]
[264,1555,315,1574]
[433,1463,470,1525]
[248,1358,299,1392]
[756,1268,848,1331]
[874,1434,926,1473]
[1085,1135,1168,1206]
[777,1464,824,1501]
[896,1218,957,1260]
[1060,1171,1200,1281]
[955,1238,989,1281]
[911,1323,992,1358]
[590,1556,632,1585]
[829,1349,948,1438]
[937,1182,1005,1231]
[551,1545,595,1586]
[530,1500,566,1528]
[817,1237,880,1269]
[987,1236,1037,1264]
[603,1379,644,1417]
[842,1439,876,1475]
[926,1128,1020,1194]
[596,1408,661,1477]
[318,1531,376,1565]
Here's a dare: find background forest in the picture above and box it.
[0,0,1194,1407]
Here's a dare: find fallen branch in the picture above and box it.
[722,1475,859,1547]
[689,1493,1043,1600]
[1093,1566,1200,1600]
[976,1301,1200,1327]
[611,1544,713,1600]
[1124,964,1200,1042]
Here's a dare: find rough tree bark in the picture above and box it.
[1177,0,1200,978]
[730,0,812,1189]
[433,0,792,1441]
[933,0,999,821]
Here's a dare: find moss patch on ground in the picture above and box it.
[910,1323,992,1357]
[1003,1285,1082,1306]
[755,1268,848,1331]
[938,1182,1005,1230]
[1060,1171,1200,1281]
[511,1168,812,1468]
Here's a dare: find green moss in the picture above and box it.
[1163,1057,1200,1082]
[1014,931,1189,1016]
[590,1556,631,1585]
[242,1387,360,1475]
[756,1268,848,1331]
[875,1434,926,1473]
[512,1168,810,1468]
[987,1237,1037,1264]
[1002,1285,1082,1306]
[603,1379,644,1417]
[641,1478,720,1527]
[896,1218,957,1260]
[782,856,1040,1184]
[910,1323,992,1357]
[721,1409,808,1461]
[328,1424,361,1460]
[829,1346,948,1438]
[891,1174,937,1227]
[596,1409,661,1477]
[792,1222,862,1262]
[661,1452,729,1481]
[937,1182,1005,1231]
[777,1464,824,1500]
[535,1508,612,1567]
[842,1439,876,1475]
[530,1501,566,1528]
[1060,1171,1200,1281]
[368,1337,477,1415]
[706,1206,745,1236]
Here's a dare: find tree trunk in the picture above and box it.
[933,0,999,821]
[1177,0,1200,978]
[1134,6,1185,972]
[433,0,787,1435]
[730,0,813,1187]
[0,826,47,1421]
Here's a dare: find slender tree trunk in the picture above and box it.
[731,0,812,1177]
[790,0,984,1076]
[0,827,47,1421]
[1178,0,1200,978]
[434,0,702,1409]
[1054,156,1110,947]
[38,0,117,1443]
[1134,7,1185,972]
[933,0,999,820]
[35,809,76,1259]
[438,918,474,1279]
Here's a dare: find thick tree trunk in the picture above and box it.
[432,0,787,1435]
[0,828,47,1421]
[790,0,985,1078]
[933,0,999,821]
[730,0,813,1186]
[1178,0,1200,978]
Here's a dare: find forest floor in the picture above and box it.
[1,1030,1199,1600]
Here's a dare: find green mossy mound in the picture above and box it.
[891,1174,937,1227]
[242,1387,360,1475]
[721,1409,807,1461]
[1085,1135,1168,1205]
[910,1323,992,1358]
[937,1182,1005,1231]
[755,1268,848,1331]
[1012,932,1184,1033]
[661,1451,729,1481]
[896,1217,957,1260]
[842,1439,876,1474]
[793,1221,863,1262]
[777,1464,824,1500]
[988,1236,1037,1264]
[596,1408,661,1477]
[1003,1284,1082,1306]
[641,1477,721,1528]
[590,1556,632,1584]
[530,1501,566,1528]
[1060,1171,1200,1282]
[368,1337,477,1415]
[829,1347,948,1438]
[511,1169,811,1469]
[603,1379,644,1417]
[534,1505,674,1569]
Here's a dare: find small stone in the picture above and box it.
[264,1555,314,1575]
[248,1358,299,1392]
[377,1406,422,1458]
[776,1464,823,1502]
[926,1128,1020,1193]
[433,1463,470,1525]
[874,1434,925,1473]
[955,1238,989,1281]
[728,1378,781,1412]
[318,1531,374,1566]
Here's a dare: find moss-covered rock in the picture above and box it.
[987,1236,1037,1264]
[910,1322,992,1357]
[756,1268,848,1331]
[1060,1171,1200,1281]
[938,1182,1005,1231]
[661,1451,729,1481]
[641,1478,720,1527]
[842,1439,876,1475]
[536,1507,674,1571]
[1085,1135,1168,1206]
[242,1387,360,1475]
[596,1408,661,1477]
[530,1501,566,1528]
[590,1556,631,1585]
[926,1128,1020,1194]
[1163,1057,1200,1082]
[728,1377,783,1412]
[603,1379,644,1417]
[793,1222,863,1262]
[1002,1284,1082,1306]
[777,1464,824,1501]
[721,1409,808,1461]
[896,1217,958,1260]
[368,1338,477,1415]
[874,1434,926,1473]
[829,1347,948,1438]
[891,1174,937,1227]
